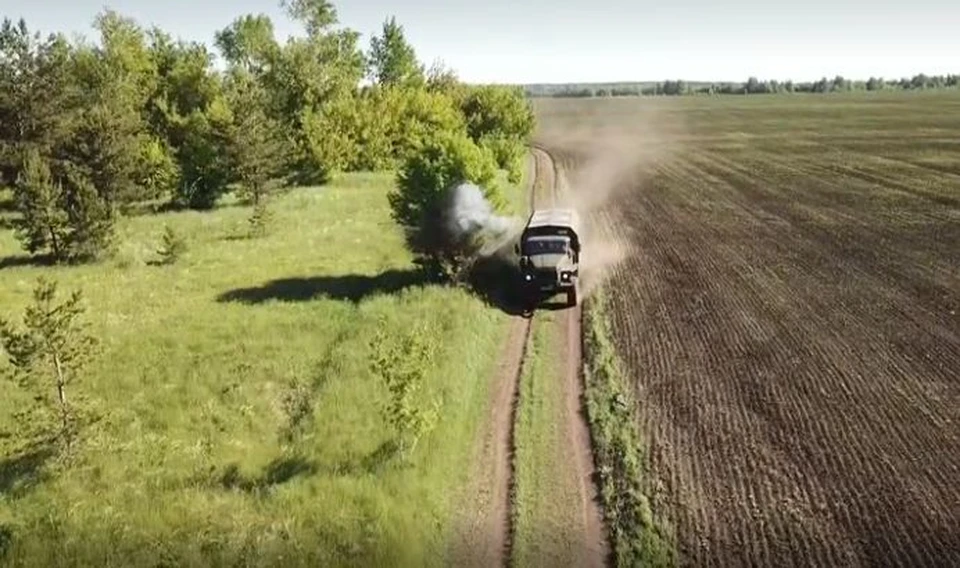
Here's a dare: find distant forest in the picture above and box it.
[523,74,960,97]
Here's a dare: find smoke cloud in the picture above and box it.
[443,182,522,256]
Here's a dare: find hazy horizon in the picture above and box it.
[2,0,957,84]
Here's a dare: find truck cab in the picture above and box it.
[515,208,582,308]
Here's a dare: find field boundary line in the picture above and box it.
[581,287,677,567]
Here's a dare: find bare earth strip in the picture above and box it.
[557,304,610,566]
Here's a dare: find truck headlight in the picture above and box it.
[524,273,533,281]
[561,271,570,281]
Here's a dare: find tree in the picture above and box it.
[369,321,440,461]
[281,0,338,38]
[170,101,233,210]
[58,169,117,262]
[11,149,69,260]
[367,16,424,87]
[12,149,116,263]
[388,130,501,280]
[458,85,534,180]
[213,14,279,75]
[155,224,186,265]
[0,277,98,448]
[459,85,535,144]
[0,20,78,185]
[223,71,285,206]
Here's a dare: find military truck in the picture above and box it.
[515,208,582,308]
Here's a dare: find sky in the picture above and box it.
[2,0,957,84]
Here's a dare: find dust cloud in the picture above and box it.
[545,106,686,300]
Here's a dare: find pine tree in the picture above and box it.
[0,277,98,448]
[11,149,70,261]
[155,224,187,265]
[224,72,285,207]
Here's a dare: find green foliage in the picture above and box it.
[0,277,98,448]
[247,199,273,238]
[59,171,118,262]
[370,322,440,461]
[213,14,279,73]
[223,71,286,206]
[155,224,186,265]
[12,149,116,263]
[460,85,535,144]
[458,85,534,181]
[389,131,501,279]
[582,291,675,567]
[367,16,424,87]
[136,136,180,202]
[281,0,339,38]
[170,104,233,210]
[1,2,538,256]
[11,149,70,260]
[478,134,526,184]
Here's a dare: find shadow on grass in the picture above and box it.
[217,269,428,305]
[0,443,56,498]
[0,253,54,271]
[219,455,318,493]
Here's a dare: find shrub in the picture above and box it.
[388,130,501,280]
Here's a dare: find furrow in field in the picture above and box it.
[621,157,852,566]
[601,146,960,567]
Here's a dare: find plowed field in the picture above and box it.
[536,92,960,567]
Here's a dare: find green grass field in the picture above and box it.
[0,171,523,566]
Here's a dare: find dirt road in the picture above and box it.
[451,148,608,567]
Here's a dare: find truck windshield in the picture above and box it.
[522,237,568,255]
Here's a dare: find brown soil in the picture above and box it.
[551,138,960,567]
[449,315,531,568]
[558,304,609,566]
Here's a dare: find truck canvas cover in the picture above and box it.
[523,208,581,252]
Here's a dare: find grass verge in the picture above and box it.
[582,290,676,567]
[510,312,586,567]
[0,171,520,567]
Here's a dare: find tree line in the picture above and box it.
[528,73,960,97]
[0,0,534,265]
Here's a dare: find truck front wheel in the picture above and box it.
[566,286,578,307]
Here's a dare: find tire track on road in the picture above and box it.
[454,146,609,568]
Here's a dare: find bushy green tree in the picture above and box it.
[458,85,534,180]
[170,101,233,209]
[460,84,535,143]
[0,20,78,185]
[389,131,501,279]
